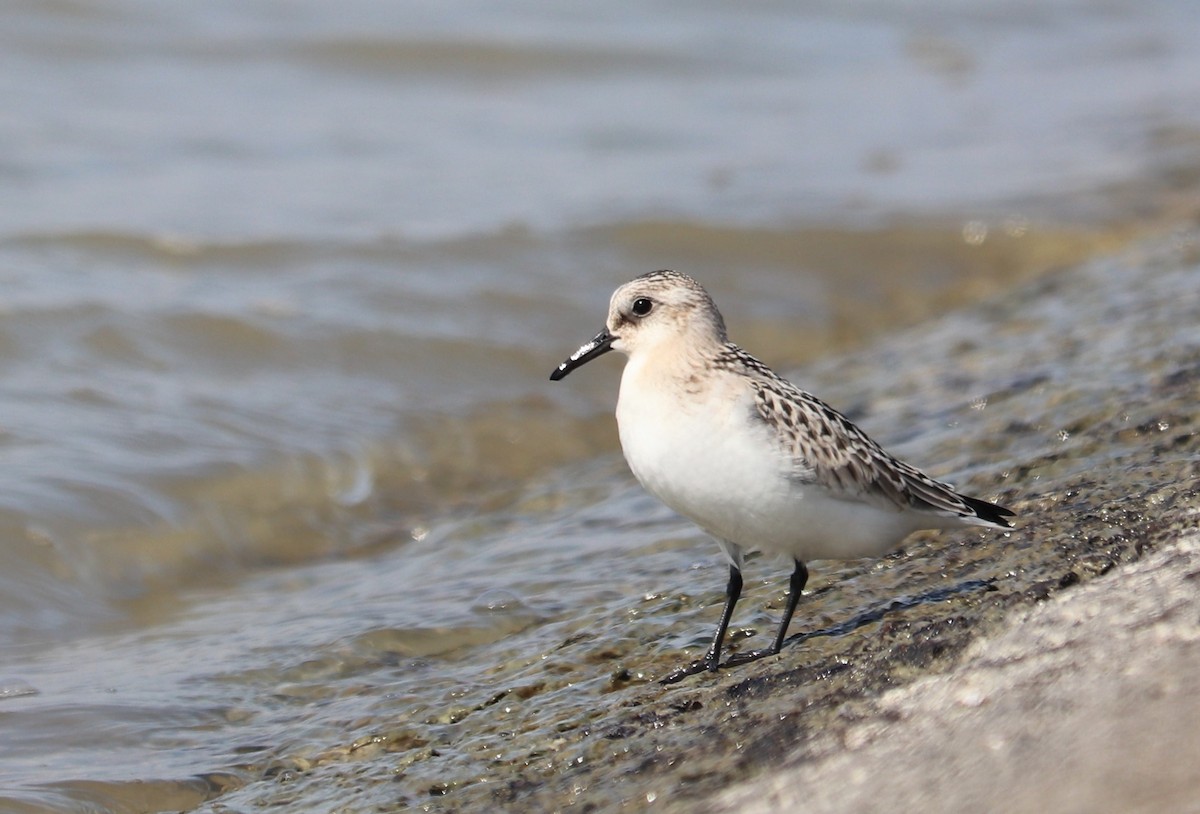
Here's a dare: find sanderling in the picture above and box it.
[550,270,1014,683]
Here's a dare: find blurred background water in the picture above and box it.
[1,1,1198,810]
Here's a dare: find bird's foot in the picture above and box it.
[658,654,719,685]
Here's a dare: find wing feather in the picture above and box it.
[714,344,1011,527]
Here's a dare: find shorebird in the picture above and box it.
[550,270,1014,683]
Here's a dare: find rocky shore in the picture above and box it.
[510,227,1200,813]
[192,226,1200,813]
[716,531,1200,814]
[704,227,1200,814]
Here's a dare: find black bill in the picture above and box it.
[549,329,615,380]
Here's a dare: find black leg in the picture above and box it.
[706,565,744,667]
[770,560,808,653]
[660,565,743,684]
[724,559,808,668]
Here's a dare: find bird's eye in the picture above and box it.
[631,298,653,317]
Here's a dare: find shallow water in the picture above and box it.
[1,1,1199,811]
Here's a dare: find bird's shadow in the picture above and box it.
[780,577,997,650]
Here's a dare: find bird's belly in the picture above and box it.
[617,397,921,562]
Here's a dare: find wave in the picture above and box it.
[0,393,616,650]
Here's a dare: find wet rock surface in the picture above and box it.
[196,228,1200,813]
[716,533,1200,814]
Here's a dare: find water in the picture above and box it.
[1,1,1198,810]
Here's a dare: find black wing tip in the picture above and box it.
[962,495,1016,528]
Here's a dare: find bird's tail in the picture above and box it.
[960,494,1015,528]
